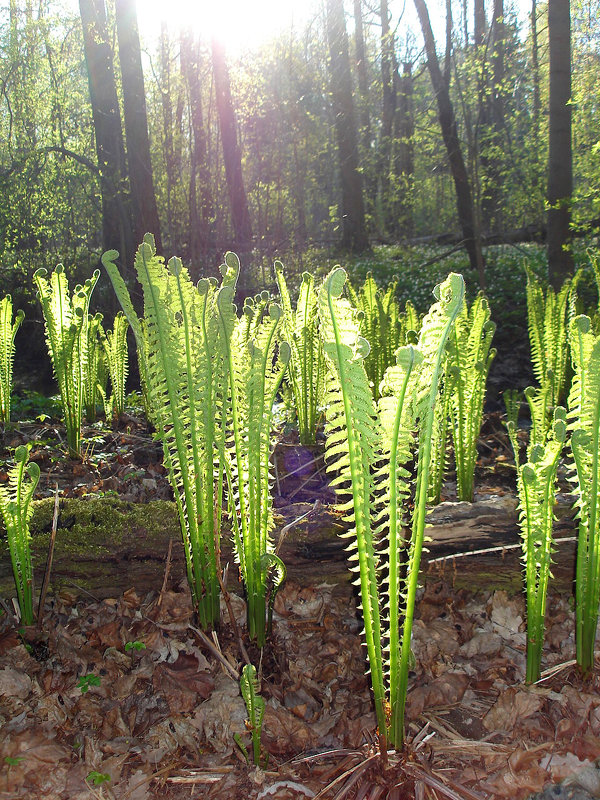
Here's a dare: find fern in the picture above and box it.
[82,312,105,423]
[102,237,231,629]
[0,446,40,625]
[526,267,571,410]
[0,296,24,424]
[447,295,496,502]
[568,314,600,675]
[100,311,129,421]
[428,366,453,505]
[275,265,326,445]
[319,268,464,748]
[34,266,100,457]
[220,256,290,645]
[508,408,566,683]
[236,664,266,766]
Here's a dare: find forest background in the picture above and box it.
[0,0,598,385]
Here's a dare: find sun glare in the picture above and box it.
[141,0,309,51]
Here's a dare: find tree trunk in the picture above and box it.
[547,0,573,289]
[325,0,369,252]
[474,0,486,45]
[353,0,376,214]
[181,30,215,268]
[393,62,415,238]
[115,0,162,253]
[481,0,505,233]
[211,36,253,288]
[379,0,396,230]
[413,0,485,286]
[79,0,135,279]
[159,24,175,251]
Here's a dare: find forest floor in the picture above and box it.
[0,413,599,800]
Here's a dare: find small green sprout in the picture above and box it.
[77,674,101,693]
[234,664,267,767]
[124,640,146,653]
[86,771,111,786]
[4,756,24,767]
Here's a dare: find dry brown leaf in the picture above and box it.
[483,686,546,731]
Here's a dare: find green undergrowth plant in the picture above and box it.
[319,268,464,749]
[526,267,571,411]
[0,446,40,625]
[507,407,566,683]
[447,295,496,502]
[82,312,105,423]
[234,664,266,767]
[347,273,404,400]
[102,236,232,629]
[223,264,290,645]
[275,265,326,445]
[0,296,24,424]
[100,311,129,421]
[34,265,100,457]
[568,314,600,676]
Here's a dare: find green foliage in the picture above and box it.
[86,772,110,786]
[99,311,129,420]
[0,296,24,423]
[447,295,496,502]
[275,265,326,445]
[0,445,40,626]
[508,408,566,683]
[82,312,105,423]
[34,265,100,457]
[568,314,600,676]
[235,664,266,767]
[102,237,231,629]
[526,267,571,412]
[77,673,101,693]
[318,267,464,748]
[347,274,404,399]
[223,261,290,645]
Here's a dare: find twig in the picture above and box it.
[120,762,178,799]
[275,500,322,556]
[214,520,251,665]
[426,536,576,565]
[287,464,327,500]
[157,538,173,607]
[189,624,239,681]
[37,483,60,628]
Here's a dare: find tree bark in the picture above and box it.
[474,0,486,45]
[211,36,253,278]
[325,0,369,252]
[481,0,505,233]
[79,0,135,278]
[547,0,573,289]
[379,0,396,229]
[393,62,415,238]
[115,0,162,253]
[413,0,485,285]
[181,30,215,268]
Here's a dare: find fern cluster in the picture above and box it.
[275,266,326,445]
[0,445,40,625]
[568,314,600,676]
[99,311,130,421]
[34,266,100,457]
[0,296,24,424]
[319,268,464,747]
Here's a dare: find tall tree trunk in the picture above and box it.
[115,0,162,252]
[181,29,215,268]
[474,0,486,45]
[159,24,175,250]
[379,0,396,230]
[393,62,415,238]
[211,36,253,288]
[325,0,369,252]
[481,0,505,233]
[547,0,573,288]
[413,0,485,285]
[353,0,376,214]
[79,0,135,279]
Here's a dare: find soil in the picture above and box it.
[0,412,599,800]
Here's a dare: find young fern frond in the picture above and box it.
[526,267,571,408]
[319,268,464,749]
[0,445,40,625]
[0,296,24,424]
[427,366,453,505]
[221,258,290,645]
[238,664,266,766]
[275,265,326,445]
[100,311,130,420]
[568,314,600,675]
[83,312,104,423]
[34,266,100,457]
[510,408,566,683]
[447,295,496,502]
[102,237,231,629]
